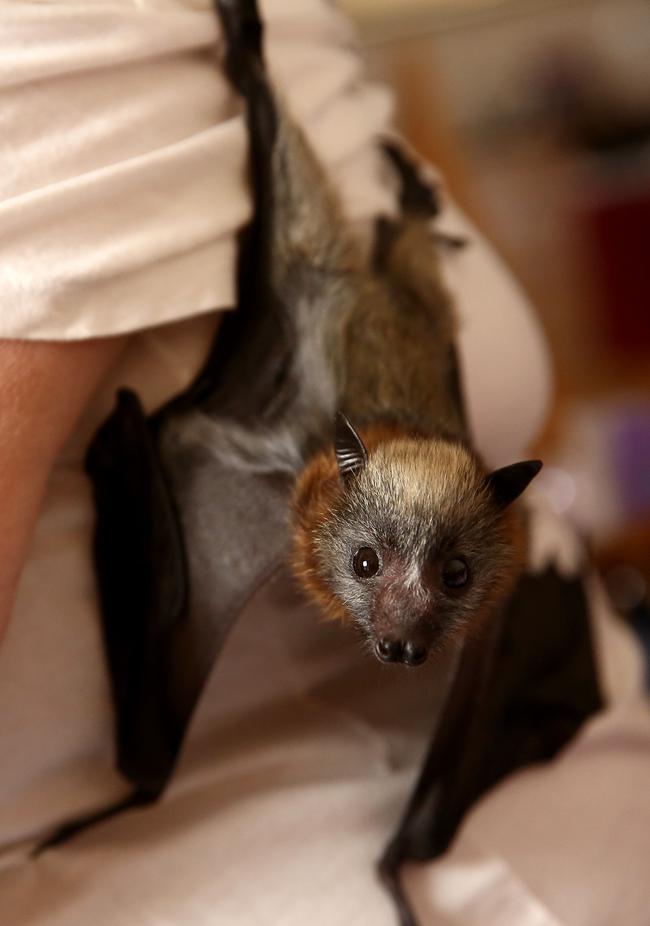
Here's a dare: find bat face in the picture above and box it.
[323,440,522,665]
[293,430,541,667]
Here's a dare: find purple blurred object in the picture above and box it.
[611,407,650,519]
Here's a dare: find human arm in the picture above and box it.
[0,336,127,645]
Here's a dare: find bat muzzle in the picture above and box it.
[374,636,428,667]
[372,583,435,667]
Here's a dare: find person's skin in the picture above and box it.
[0,336,128,645]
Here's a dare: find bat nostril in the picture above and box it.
[403,641,427,667]
[375,637,403,663]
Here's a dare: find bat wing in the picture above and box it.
[89,386,293,796]
[85,388,190,797]
[379,565,604,926]
[38,377,292,853]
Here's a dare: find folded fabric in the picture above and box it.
[0,0,394,339]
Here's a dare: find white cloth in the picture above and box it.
[1,0,393,339]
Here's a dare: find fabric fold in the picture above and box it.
[0,0,395,339]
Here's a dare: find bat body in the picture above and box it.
[44,4,602,925]
[209,0,542,669]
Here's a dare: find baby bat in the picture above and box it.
[212,0,542,668]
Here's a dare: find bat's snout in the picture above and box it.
[375,636,428,668]
[372,584,435,667]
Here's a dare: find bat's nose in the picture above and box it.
[375,637,428,667]
[402,640,427,667]
[375,637,403,663]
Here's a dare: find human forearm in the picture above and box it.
[0,336,127,643]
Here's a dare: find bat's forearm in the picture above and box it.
[0,336,127,646]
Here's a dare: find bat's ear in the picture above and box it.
[486,460,542,508]
[335,412,368,483]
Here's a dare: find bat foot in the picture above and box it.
[215,0,264,88]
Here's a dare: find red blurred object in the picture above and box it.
[582,171,650,354]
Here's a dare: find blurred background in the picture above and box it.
[343,0,650,641]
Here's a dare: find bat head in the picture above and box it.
[292,414,541,667]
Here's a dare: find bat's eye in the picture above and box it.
[442,557,468,589]
[353,546,380,578]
